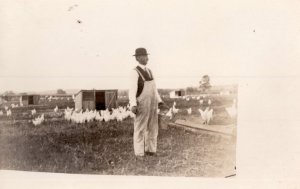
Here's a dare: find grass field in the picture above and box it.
[0,94,236,177]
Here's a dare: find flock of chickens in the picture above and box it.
[63,105,136,124]
[162,98,235,125]
[43,95,76,102]
[0,96,237,126]
[161,99,214,124]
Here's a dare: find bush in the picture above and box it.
[57,89,67,95]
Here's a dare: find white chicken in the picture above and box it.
[121,107,130,119]
[6,109,12,117]
[66,106,73,112]
[208,99,212,105]
[70,110,85,123]
[117,107,134,119]
[110,109,117,120]
[198,107,213,125]
[5,106,8,111]
[54,105,58,113]
[199,99,204,105]
[126,104,130,110]
[116,113,123,122]
[129,111,136,118]
[187,108,192,115]
[172,102,179,114]
[31,109,37,115]
[95,112,104,122]
[87,110,97,122]
[103,113,111,122]
[127,110,135,118]
[226,99,237,118]
[186,97,190,101]
[32,114,44,126]
[64,108,73,121]
[166,108,173,119]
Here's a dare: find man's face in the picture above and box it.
[136,55,148,65]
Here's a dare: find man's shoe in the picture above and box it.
[145,152,156,156]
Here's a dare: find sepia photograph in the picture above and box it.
[1,0,299,188]
[0,0,237,177]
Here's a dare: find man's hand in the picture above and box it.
[158,102,169,110]
[131,106,138,114]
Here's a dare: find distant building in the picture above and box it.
[169,89,185,98]
[1,94,21,103]
[20,94,40,106]
[75,89,118,111]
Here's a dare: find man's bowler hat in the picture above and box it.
[133,48,149,56]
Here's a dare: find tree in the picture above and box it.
[186,87,198,94]
[57,89,66,95]
[3,91,15,95]
[199,75,211,92]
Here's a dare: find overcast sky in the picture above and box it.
[0,0,299,93]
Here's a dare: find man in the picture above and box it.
[129,47,165,159]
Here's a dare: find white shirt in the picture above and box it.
[129,64,162,108]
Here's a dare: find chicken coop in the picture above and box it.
[21,94,40,106]
[169,90,185,98]
[75,89,118,111]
